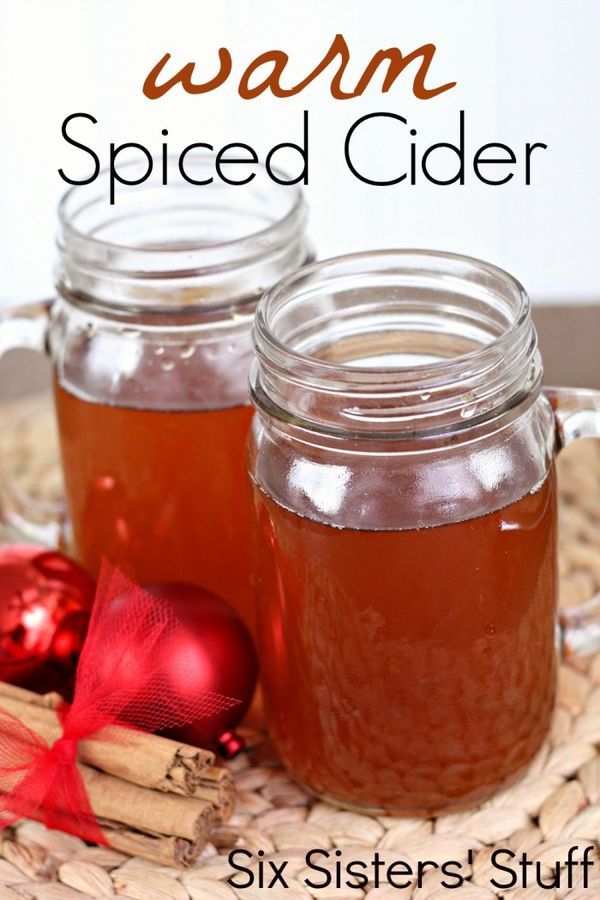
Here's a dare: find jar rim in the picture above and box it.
[252,249,539,438]
[55,154,309,313]
[255,248,530,380]
[57,154,307,273]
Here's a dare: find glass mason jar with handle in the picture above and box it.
[0,157,311,631]
[249,249,600,815]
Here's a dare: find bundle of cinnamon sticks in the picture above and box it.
[0,682,235,866]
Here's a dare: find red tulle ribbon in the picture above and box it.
[0,563,239,844]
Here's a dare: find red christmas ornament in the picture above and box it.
[0,545,95,693]
[145,582,258,753]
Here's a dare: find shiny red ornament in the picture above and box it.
[146,582,258,753]
[0,545,95,692]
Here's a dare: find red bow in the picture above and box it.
[0,564,239,844]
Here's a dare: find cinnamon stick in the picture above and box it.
[0,683,234,817]
[80,766,212,842]
[101,828,202,867]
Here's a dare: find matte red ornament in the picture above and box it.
[0,545,95,691]
[145,582,258,752]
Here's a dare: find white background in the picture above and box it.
[1,0,599,307]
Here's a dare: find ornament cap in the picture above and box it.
[217,731,245,760]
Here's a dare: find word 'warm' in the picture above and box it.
[143,35,457,101]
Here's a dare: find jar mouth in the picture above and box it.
[252,250,541,438]
[56,155,308,313]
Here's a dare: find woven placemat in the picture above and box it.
[0,396,599,899]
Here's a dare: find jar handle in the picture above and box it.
[546,386,600,658]
[0,302,49,357]
[0,301,62,546]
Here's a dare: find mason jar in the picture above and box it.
[249,249,600,814]
[0,156,311,630]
